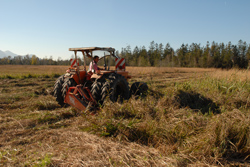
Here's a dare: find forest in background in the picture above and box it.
[1,40,250,69]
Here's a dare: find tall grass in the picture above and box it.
[1,66,250,166]
[78,72,250,165]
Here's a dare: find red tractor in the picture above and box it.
[53,47,148,111]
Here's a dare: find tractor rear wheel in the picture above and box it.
[101,73,130,103]
[61,78,77,105]
[53,74,65,106]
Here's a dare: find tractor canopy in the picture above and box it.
[69,47,118,59]
[69,47,115,52]
[69,47,120,72]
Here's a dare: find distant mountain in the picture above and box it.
[0,50,7,58]
[4,50,18,57]
[0,50,35,58]
[0,50,18,58]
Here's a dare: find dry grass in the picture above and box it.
[209,68,250,81]
[0,65,214,78]
[0,65,67,76]
[1,65,250,166]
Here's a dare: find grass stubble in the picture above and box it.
[0,66,250,166]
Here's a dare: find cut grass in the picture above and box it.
[0,73,62,79]
[1,66,250,166]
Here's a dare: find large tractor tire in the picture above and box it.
[101,73,130,103]
[53,74,65,106]
[130,82,148,98]
[91,78,105,105]
[61,78,77,104]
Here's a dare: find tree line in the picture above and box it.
[0,55,69,65]
[1,40,249,69]
[119,40,250,69]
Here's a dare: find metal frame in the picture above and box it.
[69,47,118,72]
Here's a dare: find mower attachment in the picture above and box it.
[64,85,97,111]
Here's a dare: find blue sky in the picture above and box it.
[0,0,249,60]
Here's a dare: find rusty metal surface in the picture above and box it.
[64,93,87,111]
[64,85,96,111]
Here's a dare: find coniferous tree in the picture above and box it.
[246,44,250,66]
[162,43,174,67]
[148,41,156,66]
[202,41,210,68]
[223,42,233,68]
[132,46,140,66]
[219,43,226,68]
[238,40,248,68]
[138,46,150,66]
[177,44,189,67]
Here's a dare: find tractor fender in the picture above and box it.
[90,73,103,80]
[65,71,87,85]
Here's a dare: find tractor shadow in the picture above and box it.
[175,90,221,114]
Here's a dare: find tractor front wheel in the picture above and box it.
[91,78,105,105]
[101,74,130,103]
[130,82,148,98]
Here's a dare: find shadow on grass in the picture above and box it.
[148,89,164,99]
[176,90,221,114]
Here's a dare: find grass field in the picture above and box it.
[1,65,250,166]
